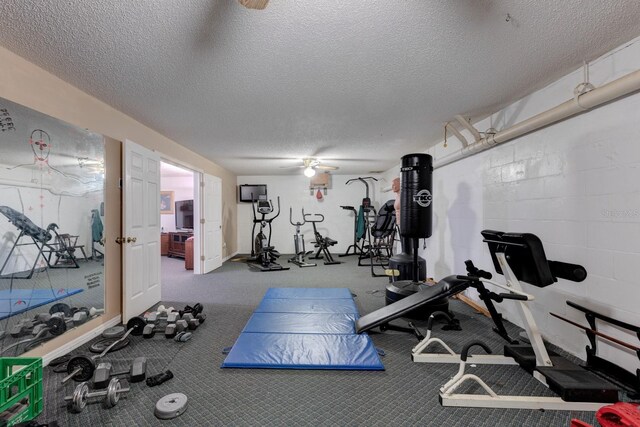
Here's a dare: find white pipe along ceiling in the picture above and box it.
[435,68,640,169]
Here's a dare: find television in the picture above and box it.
[175,200,194,230]
[239,184,267,202]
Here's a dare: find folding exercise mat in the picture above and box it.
[0,288,83,320]
[221,287,384,370]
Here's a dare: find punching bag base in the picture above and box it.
[388,252,426,282]
[385,280,449,320]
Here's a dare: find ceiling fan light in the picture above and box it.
[304,166,316,177]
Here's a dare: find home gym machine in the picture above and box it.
[304,212,341,266]
[288,208,316,268]
[248,195,289,272]
[421,230,622,411]
[340,177,378,257]
[384,154,449,319]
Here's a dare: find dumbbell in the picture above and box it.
[164,319,189,339]
[50,304,103,326]
[62,317,145,383]
[178,303,203,318]
[180,313,202,331]
[92,357,147,388]
[65,378,129,413]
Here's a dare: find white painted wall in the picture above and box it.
[385,37,640,373]
[160,174,194,232]
[236,174,389,255]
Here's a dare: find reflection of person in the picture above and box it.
[392,177,400,225]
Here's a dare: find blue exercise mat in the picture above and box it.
[263,287,353,299]
[255,298,358,314]
[0,288,84,320]
[222,287,384,370]
[222,333,383,370]
[242,313,358,334]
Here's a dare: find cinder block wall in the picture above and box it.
[388,37,640,372]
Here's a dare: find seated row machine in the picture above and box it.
[413,230,620,411]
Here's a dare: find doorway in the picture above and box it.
[160,161,197,282]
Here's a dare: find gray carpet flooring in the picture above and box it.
[33,255,601,426]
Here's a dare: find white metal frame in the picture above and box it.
[416,252,609,411]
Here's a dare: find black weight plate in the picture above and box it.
[49,303,72,317]
[47,316,67,336]
[102,325,126,339]
[89,337,130,354]
[67,356,95,382]
[127,317,147,336]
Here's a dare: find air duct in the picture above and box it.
[435,69,640,169]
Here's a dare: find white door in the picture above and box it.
[201,174,222,273]
[123,140,162,322]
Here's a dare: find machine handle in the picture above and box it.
[303,212,325,222]
[460,341,492,362]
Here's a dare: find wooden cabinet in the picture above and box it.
[161,233,169,256]
[168,232,193,259]
[185,236,194,270]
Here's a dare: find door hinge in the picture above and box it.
[200,181,205,187]
[200,255,205,261]
[200,219,205,224]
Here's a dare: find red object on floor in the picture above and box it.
[571,420,593,427]
[597,402,640,427]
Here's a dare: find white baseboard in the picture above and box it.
[223,251,239,262]
[42,315,121,366]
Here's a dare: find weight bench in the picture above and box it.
[355,276,474,335]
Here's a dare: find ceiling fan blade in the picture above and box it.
[315,165,339,170]
[238,0,269,10]
[278,165,305,169]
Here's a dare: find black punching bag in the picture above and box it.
[400,154,433,239]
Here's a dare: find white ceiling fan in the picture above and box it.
[238,0,269,10]
[281,158,339,177]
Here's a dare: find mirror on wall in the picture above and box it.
[0,97,105,356]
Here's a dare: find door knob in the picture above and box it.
[115,237,124,244]
[126,237,137,243]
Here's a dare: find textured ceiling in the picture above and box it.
[1,1,639,175]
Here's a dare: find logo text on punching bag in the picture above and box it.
[412,189,432,207]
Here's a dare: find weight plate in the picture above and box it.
[154,393,188,420]
[47,316,67,336]
[105,378,121,408]
[49,303,72,317]
[67,356,96,382]
[102,326,126,339]
[89,337,130,354]
[71,382,89,413]
[126,317,147,336]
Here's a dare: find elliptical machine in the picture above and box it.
[288,208,316,268]
[248,195,289,272]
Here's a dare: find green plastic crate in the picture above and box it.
[0,357,43,426]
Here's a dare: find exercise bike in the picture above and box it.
[248,195,289,272]
[288,208,316,268]
[304,212,341,266]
